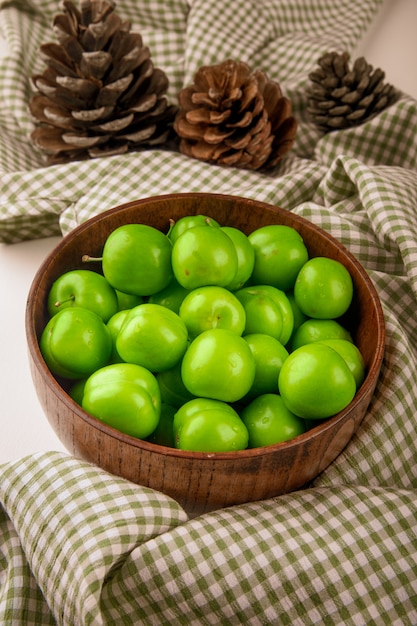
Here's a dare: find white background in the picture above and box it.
[1,0,417,463]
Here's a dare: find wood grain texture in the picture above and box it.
[26,193,385,516]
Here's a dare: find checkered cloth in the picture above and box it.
[1,0,417,623]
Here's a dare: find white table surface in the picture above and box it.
[1,0,417,464]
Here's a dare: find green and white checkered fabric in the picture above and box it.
[1,452,416,624]
[1,0,417,623]
[0,0,397,242]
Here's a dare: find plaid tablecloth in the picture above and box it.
[1,0,417,624]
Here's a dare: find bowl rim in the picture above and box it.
[26,192,386,462]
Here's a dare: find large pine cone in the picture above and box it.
[30,0,177,164]
[174,60,297,170]
[307,51,399,131]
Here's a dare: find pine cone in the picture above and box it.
[173,60,297,170]
[29,0,177,164]
[307,51,399,131]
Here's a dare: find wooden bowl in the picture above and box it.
[26,193,385,516]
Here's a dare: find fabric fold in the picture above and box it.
[1,452,416,625]
[0,0,387,242]
[0,451,187,625]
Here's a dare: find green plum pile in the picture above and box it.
[40,214,365,452]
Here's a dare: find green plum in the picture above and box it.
[221,226,255,291]
[240,285,294,345]
[115,290,144,311]
[181,328,256,402]
[278,343,356,419]
[179,286,246,338]
[148,278,190,314]
[248,224,309,291]
[106,309,130,363]
[286,291,308,335]
[156,359,196,409]
[168,214,220,243]
[40,307,112,379]
[47,269,118,323]
[173,397,238,440]
[290,318,352,351]
[68,378,87,405]
[316,339,365,389]
[116,303,188,372]
[240,394,305,447]
[234,287,284,343]
[294,257,353,319]
[146,403,177,447]
[101,223,173,296]
[82,363,161,439]
[175,401,248,452]
[84,362,161,414]
[243,333,289,399]
[171,225,238,289]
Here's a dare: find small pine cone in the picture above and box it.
[29,0,177,164]
[307,51,399,132]
[173,59,297,170]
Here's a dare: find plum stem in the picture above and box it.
[55,295,75,307]
[167,218,175,237]
[82,254,102,263]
